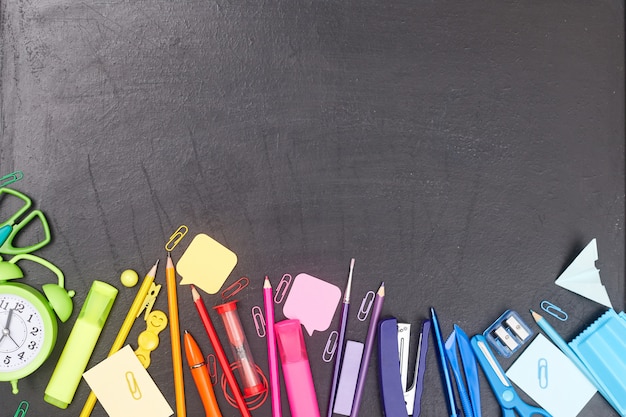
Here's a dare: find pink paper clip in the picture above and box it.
[274,274,292,304]
[221,276,250,300]
[207,354,218,385]
[251,305,266,338]
[322,330,339,363]
[357,291,375,321]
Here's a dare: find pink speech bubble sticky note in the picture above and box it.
[282,273,342,336]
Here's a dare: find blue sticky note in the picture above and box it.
[505,334,596,417]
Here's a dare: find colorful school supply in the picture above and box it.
[134,310,168,368]
[283,273,342,336]
[222,276,249,300]
[214,300,266,397]
[44,280,118,409]
[530,310,603,396]
[470,335,552,417]
[484,310,533,357]
[177,234,238,294]
[273,273,292,304]
[0,188,50,255]
[323,331,339,362]
[554,238,612,308]
[506,334,596,417]
[430,308,458,417]
[445,329,474,417]
[165,225,188,252]
[326,258,355,417]
[251,305,266,337]
[0,253,74,394]
[454,325,481,417]
[83,345,173,417]
[333,341,364,416]
[137,282,161,320]
[357,291,375,322]
[0,171,23,188]
[13,400,28,417]
[569,309,626,415]
[540,301,568,321]
[263,276,281,417]
[79,260,159,417]
[350,282,384,417]
[190,285,251,417]
[120,269,139,288]
[183,330,222,417]
[378,318,430,417]
[165,253,186,417]
[274,319,320,417]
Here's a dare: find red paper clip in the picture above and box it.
[221,276,250,300]
[207,354,218,385]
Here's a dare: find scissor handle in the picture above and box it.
[471,335,553,417]
[0,188,32,226]
[0,209,51,255]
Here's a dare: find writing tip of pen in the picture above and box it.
[184,329,189,334]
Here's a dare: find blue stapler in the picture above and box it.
[378,317,430,417]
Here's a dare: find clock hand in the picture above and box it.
[7,333,20,348]
[0,309,13,345]
[5,308,14,330]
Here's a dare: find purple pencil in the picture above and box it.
[350,282,385,417]
[326,259,356,417]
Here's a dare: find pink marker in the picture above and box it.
[274,319,320,417]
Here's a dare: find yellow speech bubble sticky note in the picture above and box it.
[176,234,238,294]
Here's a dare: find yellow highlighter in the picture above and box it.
[44,280,118,409]
[79,260,159,417]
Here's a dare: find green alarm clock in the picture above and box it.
[0,254,74,394]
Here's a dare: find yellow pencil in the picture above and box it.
[167,252,186,416]
[78,260,159,417]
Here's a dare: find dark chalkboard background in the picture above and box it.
[1,1,624,416]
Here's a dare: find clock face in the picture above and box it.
[0,294,46,373]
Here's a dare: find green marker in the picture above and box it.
[44,280,118,409]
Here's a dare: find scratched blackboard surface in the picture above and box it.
[0,1,624,416]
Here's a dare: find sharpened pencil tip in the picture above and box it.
[530,310,542,322]
[190,285,200,301]
[264,276,271,288]
[377,282,385,296]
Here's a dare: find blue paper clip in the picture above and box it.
[540,301,568,321]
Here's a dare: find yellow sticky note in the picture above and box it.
[176,233,238,294]
[83,345,173,417]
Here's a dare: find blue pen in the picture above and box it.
[430,308,459,417]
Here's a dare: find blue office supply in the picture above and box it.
[483,310,533,357]
[445,331,473,417]
[377,318,430,417]
[471,335,552,417]
[454,325,481,417]
[431,308,458,417]
[569,309,626,415]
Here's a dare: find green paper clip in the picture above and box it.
[13,401,29,417]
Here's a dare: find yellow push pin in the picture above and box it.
[121,269,139,288]
[134,310,168,368]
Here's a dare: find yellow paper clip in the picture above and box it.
[221,276,250,300]
[165,225,188,252]
[357,291,375,321]
[251,305,266,338]
[136,282,161,321]
[13,401,29,417]
[322,331,338,363]
[125,371,142,400]
[1,171,24,188]
[274,273,292,304]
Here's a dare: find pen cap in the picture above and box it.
[274,319,320,417]
[214,300,265,397]
[44,280,118,409]
[274,319,308,363]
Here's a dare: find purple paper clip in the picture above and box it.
[357,291,375,322]
[221,276,249,300]
[323,331,339,362]
[274,274,292,304]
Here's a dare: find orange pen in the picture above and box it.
[184,330,223,417]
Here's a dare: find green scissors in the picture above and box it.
[0,188,51,255]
